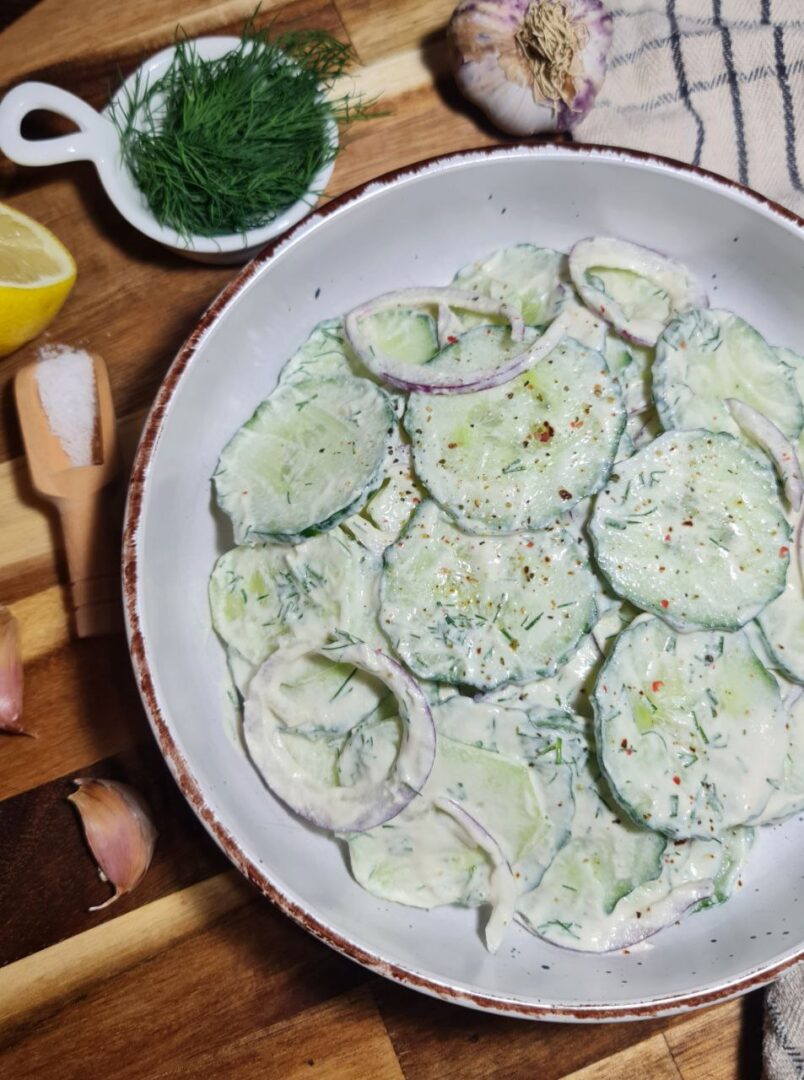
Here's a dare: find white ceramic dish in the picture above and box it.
[0,37,337,264]
[123,145,804,1020]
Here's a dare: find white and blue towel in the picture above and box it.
[574,0,804,217]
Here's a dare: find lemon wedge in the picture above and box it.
[0,202,77,357]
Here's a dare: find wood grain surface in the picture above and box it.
[0,1,766,1076]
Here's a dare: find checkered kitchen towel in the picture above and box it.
[575,4,804,1076]
[573,0,804,217]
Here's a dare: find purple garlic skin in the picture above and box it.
[449,0,614,136]
[0,606,24,735]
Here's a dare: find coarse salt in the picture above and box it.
[35,344,97,467]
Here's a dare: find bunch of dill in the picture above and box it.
[113,26,374,239]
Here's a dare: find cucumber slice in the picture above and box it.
[753,690,804,823]
[380,501,598,689]
[208,530,381,665]
[519,816,749,952]
[757,566,804,684]
[483,604,633,718]
[452,244,566,326]
[406,337,625,534]
[279,319,406,417]
[604,334,653,415]
[214,375,395,544]
[555,293,608,352]
[692,827,755,909]
[593,614,788,839]
[589,430,790,631]
[347,700,576,916]
[655,310,804,440]
[363,441,423,543]
[776,346,804,465]
[517,752,671,951]
[358,307,439,366]
[278,319,357,386]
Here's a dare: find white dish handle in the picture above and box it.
[0,82,116,167]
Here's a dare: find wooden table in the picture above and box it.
[0,2,765,1076]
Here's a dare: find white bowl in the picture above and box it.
[123,145,804,1020]
[0,37,337,264]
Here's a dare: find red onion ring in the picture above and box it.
[243,639,435,832]
[345,292,587,395]
[569,237,707,347]
[435,796,516,954]
[726,398,803,512]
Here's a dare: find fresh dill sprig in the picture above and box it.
[112,21,377,239]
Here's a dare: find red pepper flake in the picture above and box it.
[661,599,669,609]
[447,442,458,449]
[570,419,583,429]
[537,422,555,443]
[558,488,572,501]
[663,533,671,543]
[446,335,458,345]
[621,738,628,749]
[526,540,534,548]
[652,680,664,692]
[780,546,790,557]
[672,775,681,785]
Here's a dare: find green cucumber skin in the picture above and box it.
[592,615,787,840]
[654,309,804,440]
[589,429,790,632]
[214,375,395,545]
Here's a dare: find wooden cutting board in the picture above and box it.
[0,1,764,1076]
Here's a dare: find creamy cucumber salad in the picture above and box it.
[209,236,804,954]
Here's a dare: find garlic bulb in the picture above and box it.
[449,0,614,136]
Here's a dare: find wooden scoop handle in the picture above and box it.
[58,492,122,638]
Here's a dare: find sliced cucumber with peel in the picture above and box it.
[590,430,790,631]
[452,244,566,326]
[209,529,381,665]
[655,310,804,440]
[214,375,395,544]
[380,501,598,689]
[406,336,625,533]
[593,614,788,839]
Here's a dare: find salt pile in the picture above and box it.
[35,345,97,467]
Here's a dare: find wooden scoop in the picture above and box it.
[15,351,121,637]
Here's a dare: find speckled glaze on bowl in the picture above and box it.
[123,145,804,1021]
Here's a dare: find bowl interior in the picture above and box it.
[128,147,804,1018]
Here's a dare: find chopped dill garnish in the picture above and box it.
[112,17,378,238]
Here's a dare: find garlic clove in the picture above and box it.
[0,605,25,735]
[68,778,158,910]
